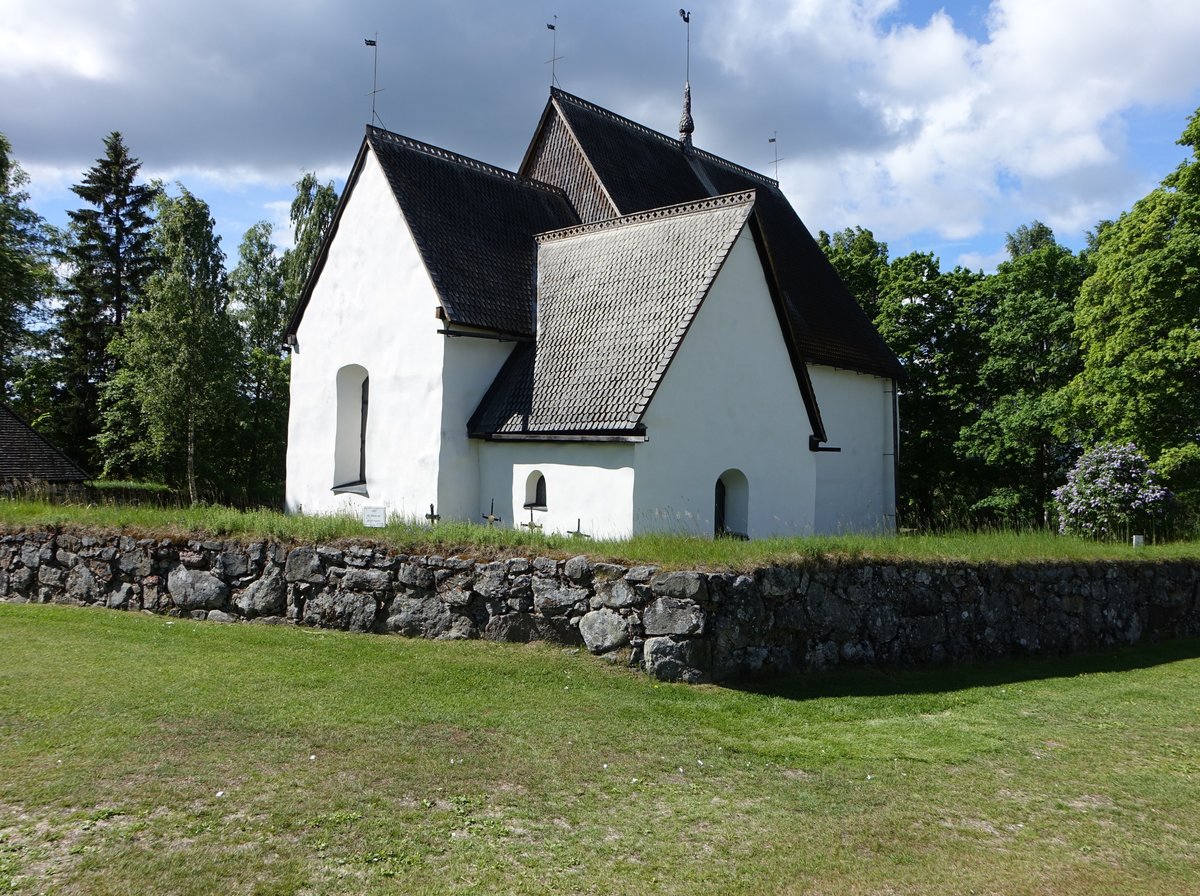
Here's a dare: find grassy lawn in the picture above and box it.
[3,499,1198,568]
[1,605,1198,894]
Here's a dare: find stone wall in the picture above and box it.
[2,531,1198,682]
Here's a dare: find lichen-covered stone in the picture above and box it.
[650,571,707,602]
[386,594,452,638]
[532,577,587,616]
[593,578,641,609]
[579,609,629,653]
[284,547,324,584]
[643,596,705,636]
[167,566,229,611]
[302,590,378,632]
[236,566,285,617]
[643,636,709,682]
[341,567,391,593]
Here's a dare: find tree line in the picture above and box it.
[820,106,1199,532]
[0,132,337,506]
[2,111,1198,526]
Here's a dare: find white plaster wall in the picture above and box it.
[477,441,635,538]
[633,228,818,537]
[437,335,515,521]
[809,366,897,534]
[286,149,445,520]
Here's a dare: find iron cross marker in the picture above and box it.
[425,503,440,525]
[521,506,543,532]
[481,498,502,527]
[568,518,591,539]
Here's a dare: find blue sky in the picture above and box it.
[4,0,1200,273]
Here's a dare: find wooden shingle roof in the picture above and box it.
[468,192,757,439]
[0,405,88,483]
[521,89,904,380]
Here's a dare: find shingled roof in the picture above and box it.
[288,126,580,339]
[521,89,904,379]
[0,405,88,483]
[468,192,757,438]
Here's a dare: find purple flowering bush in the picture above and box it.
[1053,443,1171,540]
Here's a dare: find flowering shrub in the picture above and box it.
[1053,443,1171,540]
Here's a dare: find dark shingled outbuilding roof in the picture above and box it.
[365,128,579,337]
[468,193,755,438]
[521,89,904,379]
[0,405,88,483]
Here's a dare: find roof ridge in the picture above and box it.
[365,125,566,197]
[536,189,755,243]
[549,89,779,189]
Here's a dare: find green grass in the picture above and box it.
[2,499,1199,569]
[1,605,1198,894]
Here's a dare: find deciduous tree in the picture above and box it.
[101,187,240,503]
[958,226,1091,524]
[1069,108,1200,465]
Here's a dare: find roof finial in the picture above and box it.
[678,10,694,147]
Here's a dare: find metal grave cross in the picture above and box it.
[521,506,543,532]
[425,503,440,526]
[481,499,502,528]
[568,518,591,539]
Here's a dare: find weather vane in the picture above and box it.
[546,15,564,88]
[364,33,386,128]
[679,9,691,83]
[769,131,784,181]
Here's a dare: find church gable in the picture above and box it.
[523,89,903,381]
[521,106,617,225]
[468,192,755,439]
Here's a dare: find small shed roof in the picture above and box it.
[0,405,88,483]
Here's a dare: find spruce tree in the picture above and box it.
[0,134,54,407]
[52,132,156,472]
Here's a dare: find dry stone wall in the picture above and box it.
[3,531,1199,682]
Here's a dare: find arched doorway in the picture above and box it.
[715,469,749,538]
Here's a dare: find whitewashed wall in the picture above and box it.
[286,150,447,520]
[632,228,818,537]
[436,335,515,522]
[477,441,635,538]
[809,366,897,534]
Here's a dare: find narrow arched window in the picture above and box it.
[524,471,547,510]
[333,364,369,492]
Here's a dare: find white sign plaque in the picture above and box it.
[361,506,387,528]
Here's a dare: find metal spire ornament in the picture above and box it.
[678,9,694,147]
[546,15,564,88]
[364,33,386,128]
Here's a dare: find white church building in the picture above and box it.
[285,89,903,539]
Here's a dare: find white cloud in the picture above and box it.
[4,0,1200,265]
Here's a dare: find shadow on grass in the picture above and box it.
[730,637,1200,702]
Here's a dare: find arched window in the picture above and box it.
[524,470,547,510]
[333,364,369,492]
[715,469,749,538]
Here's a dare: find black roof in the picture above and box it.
[521,89,903,379]
[0,405,88,483]
[288,127,580,339]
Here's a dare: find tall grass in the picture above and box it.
[2,499,1198,568]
